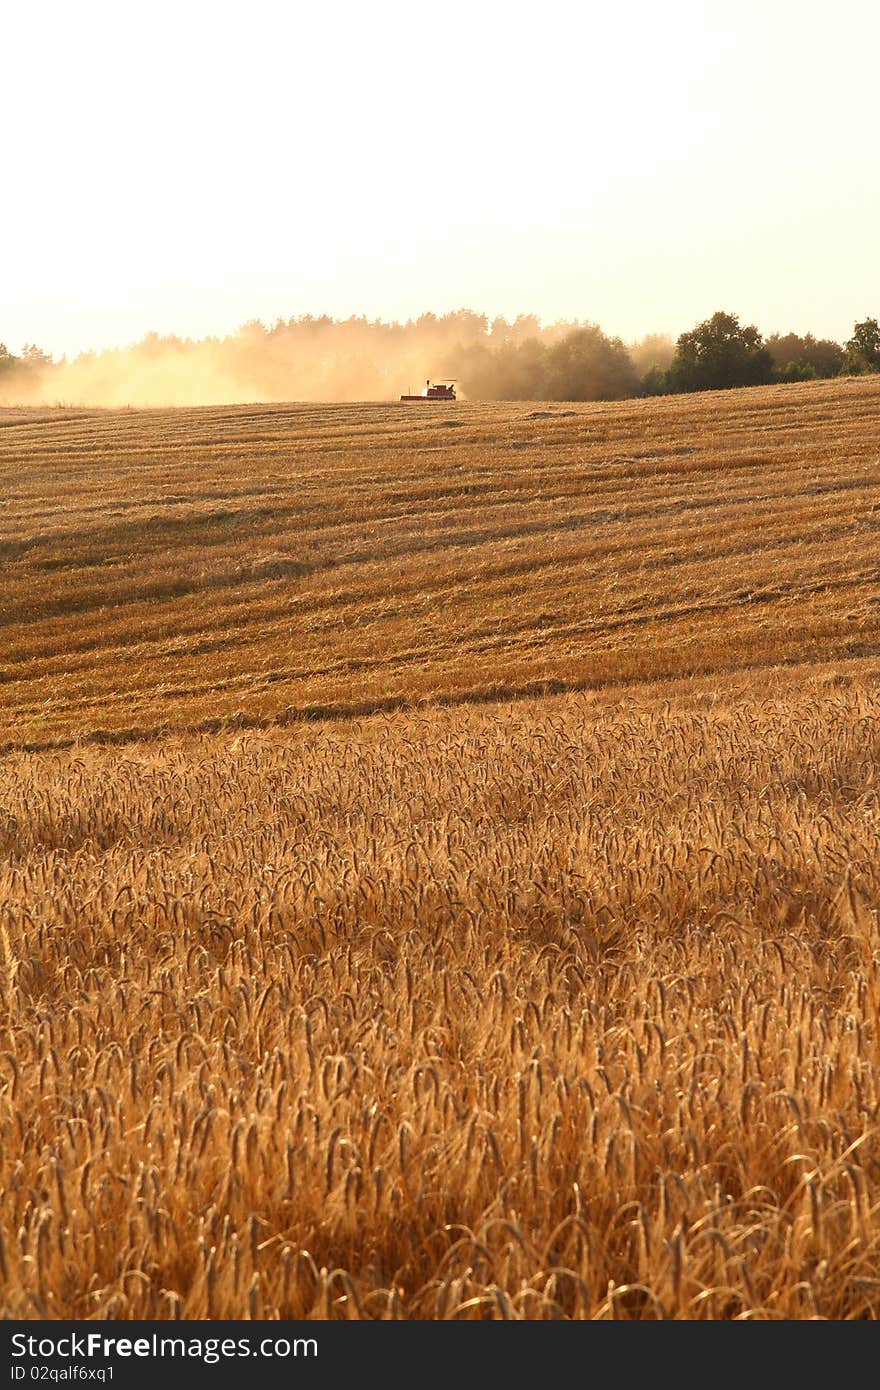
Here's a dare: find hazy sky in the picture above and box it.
[4,0,878,358]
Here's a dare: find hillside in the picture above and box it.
[2,375,880,749]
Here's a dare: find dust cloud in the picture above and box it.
[0,314,492,408]
[0,312,664,407]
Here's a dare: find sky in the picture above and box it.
[3,0,879,359]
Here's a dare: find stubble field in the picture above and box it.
[3,377,880,748]
[3,377,880,1318]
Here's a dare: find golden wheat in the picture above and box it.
[2,684,880,1318]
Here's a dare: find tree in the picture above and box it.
[20,343,53,368]
[843,317,880,375]
[773,360,817,384]
[668,311,774,393]
[766,331,843,379]
[543,325,638,401]
[629,333,676,377]
[641,364,670,396]
[459,337,548,399]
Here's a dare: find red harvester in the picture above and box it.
[400,379,457,402]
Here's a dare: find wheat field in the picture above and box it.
[3,376,880,748]
[3,378,880,1319]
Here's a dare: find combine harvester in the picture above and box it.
[400,379,457,402]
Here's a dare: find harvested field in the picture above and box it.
[3,377,880,1319]
[2,376,880,748]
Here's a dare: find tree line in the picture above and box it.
[458,313,880,400]
[1,311,878,406]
